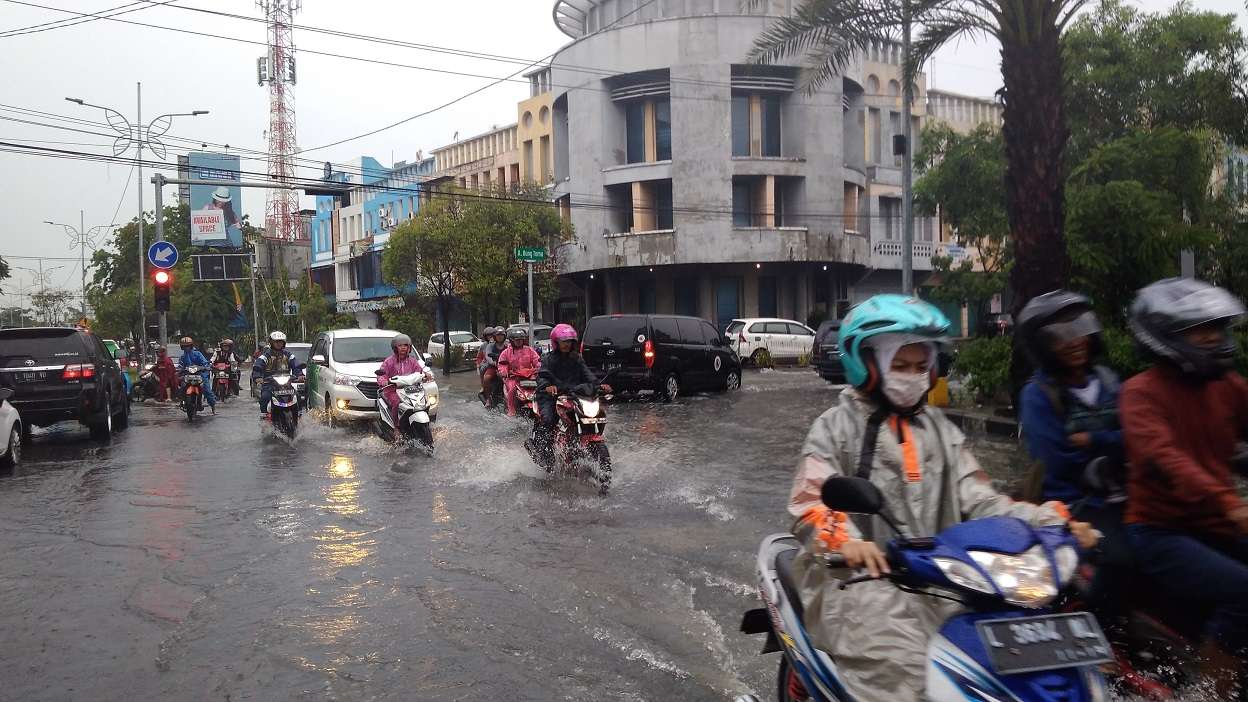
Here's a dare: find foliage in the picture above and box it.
[796,352,812,368]
[806,306,829,329]
[1099,326,1148,378]
[0,256,8,289]
[1066,128,1218,326]
[382,306,434,349]
[1064,0,1248,161]
[951,335,1012,400]
[751,348,774,368]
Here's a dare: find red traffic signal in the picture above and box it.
[153,270,172,311]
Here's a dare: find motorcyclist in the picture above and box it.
[787,294,1097,700]
[251,331,305,417]
[1017,292,1130,628]
[375,334,433,441]
[1120,278,1248,696]
[175,336,216,414]
[533,324,610,463]
[152,346,178,402]
[211,338,245,395]
[477,326,508,406]
[499,327,542,417]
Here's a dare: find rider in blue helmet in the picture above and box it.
[784,294,1098,700]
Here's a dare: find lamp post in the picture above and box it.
[45,211,112,322]
[67,86,208,361]
[13,263,66,325]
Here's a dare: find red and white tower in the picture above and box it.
[257,0,301,242]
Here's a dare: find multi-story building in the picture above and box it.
[308,155,435,327]
[1216,141,1248,209]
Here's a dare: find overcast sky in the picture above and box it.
[2,0,1245,307]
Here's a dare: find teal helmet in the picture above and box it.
[839,295,951,387]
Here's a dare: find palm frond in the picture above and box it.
[906,10,989,87]
[748,0,903,91]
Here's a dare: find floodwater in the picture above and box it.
[0,369,1033,701]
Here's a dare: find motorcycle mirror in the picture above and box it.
[1080,456,1126,500]
[311,354,326,365]
[820,476,885,515]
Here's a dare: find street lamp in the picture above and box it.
[45,212,112,322]
[66,87,208,361]
[13,264,66,326]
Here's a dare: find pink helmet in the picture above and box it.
[550,323,578,343]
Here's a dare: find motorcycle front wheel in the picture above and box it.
[184,394,197,421]
[776,657,810,702]
[587,442,611,495]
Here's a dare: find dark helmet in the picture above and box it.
[506,327,529,341]
[482,326,497,339]
[1129,278,1245,380]
[1016,290,1103,373]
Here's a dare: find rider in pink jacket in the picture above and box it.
[498,327,542,416]
[375,334,432,437]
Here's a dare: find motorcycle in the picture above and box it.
[212,362,233,403]
[737,476,1111,702]
[136,364,162,402]
[374,372,435,449]
[507,367,539,420]
[524,382,612,494]
[265,372,301,439]
[179,366,205,421]
[479,367,505,410]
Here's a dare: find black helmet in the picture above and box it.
[1128,278,1245,380]
[506,327,529,341]
[1016,290,1103,373]
[391,333,412,351]
[482,326,496,339]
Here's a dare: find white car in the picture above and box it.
[506,324,553,354]
[306,329,439,422]
[725,318,817,365]
[0,387,22,469]
[425,331,483,369]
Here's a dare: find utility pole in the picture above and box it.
[901,14,915,296]
[67,88,208,361]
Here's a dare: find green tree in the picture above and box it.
[0,256,9,290]
[1064,0,1248,161]
[29,289,74,326]
[748,0,1086,313]
[915,123,1010,322]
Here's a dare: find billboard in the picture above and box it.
[187,152,243,248]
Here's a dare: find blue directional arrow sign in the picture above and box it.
[147,241,179,269]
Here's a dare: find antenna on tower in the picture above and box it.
[257,0,301,242]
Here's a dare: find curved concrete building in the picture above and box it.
[548,0,939,328]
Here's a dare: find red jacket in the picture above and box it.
[1120,366,1248,537]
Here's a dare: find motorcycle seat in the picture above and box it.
[775,546,805,623]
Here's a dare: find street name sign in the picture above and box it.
[515,246,547,262]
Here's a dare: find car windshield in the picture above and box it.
[286,344,312,365]
[332,337,393,364]
[532,327,551,341]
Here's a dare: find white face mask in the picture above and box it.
[883,371,930,409]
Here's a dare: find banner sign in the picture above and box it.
[190,209,226,243]
[187,152,243,248]
[336,297,405,314]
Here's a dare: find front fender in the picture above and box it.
[407,411,430,424]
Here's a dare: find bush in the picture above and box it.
[951,335,1012,401]
[751,348,774,368]
[383,307,433,346]
[1100,326,1148,379]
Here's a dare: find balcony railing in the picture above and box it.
[870,240,970,271]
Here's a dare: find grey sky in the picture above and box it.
[1,0,1244,307]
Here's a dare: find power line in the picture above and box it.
[0,0,177,38]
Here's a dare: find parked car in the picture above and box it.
[811,320,844,382]
[425,331,482,370]
[306,329,439,422]
[580,314,742,401]
[506,323,553,354]
[0,387,21,468]
[725,318,817,366]
[101,339,133,399]
[0,326,130,440]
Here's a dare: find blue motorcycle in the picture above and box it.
[737,477,1112,702]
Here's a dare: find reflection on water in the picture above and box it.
[306,453,373,648]
[431,492,452,524]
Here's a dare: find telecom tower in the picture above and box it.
[256,0,301,242]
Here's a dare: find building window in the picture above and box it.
[732,92,784,158]
[624,97,672,164]
[880,197,901,239]
[732,180,753,226]
[655,179,673,229]
[625,179,673,232]
[654,98,671,161]
[626,101,647,164]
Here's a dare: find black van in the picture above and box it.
[580,314,742,401]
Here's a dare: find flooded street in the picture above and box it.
[0,369,1021,701]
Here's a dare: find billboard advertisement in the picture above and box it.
[187,152,243,248]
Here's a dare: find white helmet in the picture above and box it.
[269,331,287,343]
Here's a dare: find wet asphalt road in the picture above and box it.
[0,369,1017,702]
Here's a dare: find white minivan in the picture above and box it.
[306,329,438,422]
[725,318,816,365]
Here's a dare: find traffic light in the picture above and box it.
[153,269,172,312]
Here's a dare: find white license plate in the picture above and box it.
[606,363,622,371]
[977,612,1112,675]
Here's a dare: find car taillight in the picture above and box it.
[643,339,655,369]
[62,364,95,380]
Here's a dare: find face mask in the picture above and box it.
[882,371,930,409]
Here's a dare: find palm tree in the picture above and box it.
[747,0,1087,309]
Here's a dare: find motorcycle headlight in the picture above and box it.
[969,545,1058,609]
[1054,545,1078,587]
[333,374,359,386]
[933,557,995,595]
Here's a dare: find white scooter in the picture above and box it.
[375,372,437,449]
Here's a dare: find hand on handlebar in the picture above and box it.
[545,386,559,396]
[1067,520,1102,550]
[840,539,891,579]
[599,384,612,394]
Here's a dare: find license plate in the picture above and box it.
[976,612,1112,675]
[606,363,621,372]
[15,371,44,383]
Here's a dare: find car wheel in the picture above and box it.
[750,349,770,368]
[660,373,680,402]
[0,425,19,469]
[90,392,113,441]
[113,390,130,431]
[723,369,741,391]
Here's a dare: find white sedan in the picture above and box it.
[0,387,22,469]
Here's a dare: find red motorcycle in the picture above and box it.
[509,367,539,420]
[212,362,233,402]
[524,382,612,494]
